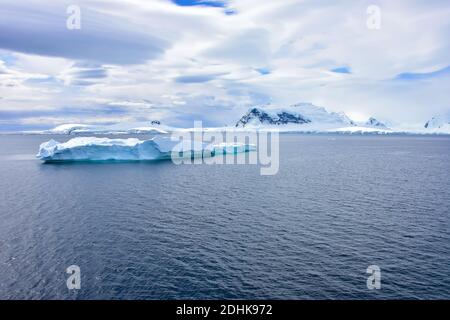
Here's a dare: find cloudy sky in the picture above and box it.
[0,0,449,130]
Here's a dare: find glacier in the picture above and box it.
[36,136,256,162]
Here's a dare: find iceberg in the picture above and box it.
[36,136,255,162]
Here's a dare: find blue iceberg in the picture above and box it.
[36,136,255,162]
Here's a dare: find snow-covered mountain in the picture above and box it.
[235,108,311,127]
[365,117,388,129]
[235,103,355,128]
[48,124,93,134]
[27,105,450,136]
[44,121,168,135]
[424,114,450,130]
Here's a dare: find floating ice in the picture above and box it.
[36,136,255,162]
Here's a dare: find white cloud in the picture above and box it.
[0,0,449,129]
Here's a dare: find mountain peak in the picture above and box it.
[235,107,311,127]
[365,117,388,129]
[424,113,450,129]
[235,103,355,128]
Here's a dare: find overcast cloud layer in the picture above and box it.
[0,0,449,130]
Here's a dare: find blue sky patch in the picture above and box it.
[172,0,226,7]
[0,51,16,66]
[255,68,270,75]
[330,66,351,74]
[175,74,219,83]
[395,66,450,80]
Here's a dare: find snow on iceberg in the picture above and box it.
[36,136,255,162]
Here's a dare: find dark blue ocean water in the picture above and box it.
[0,134,449,299]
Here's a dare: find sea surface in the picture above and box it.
[0,133,449,299]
